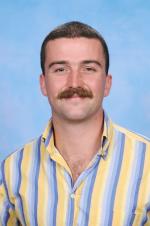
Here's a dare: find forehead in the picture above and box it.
[45,38,105,63]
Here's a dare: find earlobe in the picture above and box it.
[104,74,112,97]
[40,74,47,96]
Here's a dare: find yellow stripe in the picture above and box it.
[4,155,14,203]
[37,142,48,225]
[19,143,34,225]
[56,164,69,226]
[7,210,17,226]
[112,136,136,225]
[49,136,71,174]
[88,130,115,225]
[1,117,150,225]
[73,182,85,226]
[134,144,150,210]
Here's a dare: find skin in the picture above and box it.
[40,37,112,182]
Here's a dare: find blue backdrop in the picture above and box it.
[0,0,150,163]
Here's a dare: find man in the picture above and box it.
[0,21,150,226]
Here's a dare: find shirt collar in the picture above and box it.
[41,111,113,159]
[98,111,113,159]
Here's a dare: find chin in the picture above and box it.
[61,111,97,123]
[63,117,89,123]
[52,104,102,122]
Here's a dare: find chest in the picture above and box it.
[12,148,149,226]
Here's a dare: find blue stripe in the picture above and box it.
[51,161,58,226]
[141,205,150,225]
[64,170,72,191]
[128,142,146,225]
[66,197,74,226]
[141,213,148,225]
[1,160,14,209]
[2,202,10,225]
[107,133,125,225]
[34,137,41,226]
[15,149,26,226]
[77,156,100,226]
[1,160,14,225]
[83,163,99,226]
[45,155,51,226]
[47,158,58,226]
[64,170,75,225]
[28,137,41,226]
[45,127,53,147]
[101,131,125,225]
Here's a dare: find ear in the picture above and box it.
[104,74,112,97]
[39,74,48,96]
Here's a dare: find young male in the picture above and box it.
[0,21,150,226]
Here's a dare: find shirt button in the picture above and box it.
[70,193,75,199]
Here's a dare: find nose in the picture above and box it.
[67,69,83,88]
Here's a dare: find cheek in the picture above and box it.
[88,79,105,95]
[45,80,63,99]
[47,85,58,99]
[46,76,67,94]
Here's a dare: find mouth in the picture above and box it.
[64,94,91,101]
[64,95,84,100]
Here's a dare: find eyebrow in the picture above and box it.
[48,61,68,69]
[48,60,102,69]
[81,60,102,68]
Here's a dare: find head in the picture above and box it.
[40,21,109,75]
[40,21,112,123]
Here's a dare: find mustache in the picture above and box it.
[57,87,93,99]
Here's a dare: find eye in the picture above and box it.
[84,66,97,72]
[54,67,65,73]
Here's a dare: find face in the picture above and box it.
[40,38,112,123]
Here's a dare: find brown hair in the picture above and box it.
[40,21,109,74]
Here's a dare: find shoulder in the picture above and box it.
[113,123,150,147]
[0,136,44,192]
[1,136,42,171]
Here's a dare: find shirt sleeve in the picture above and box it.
[0,162,19,226]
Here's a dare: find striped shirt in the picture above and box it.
[0,113,150,226]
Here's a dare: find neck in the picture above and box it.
[52,110,104,182]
